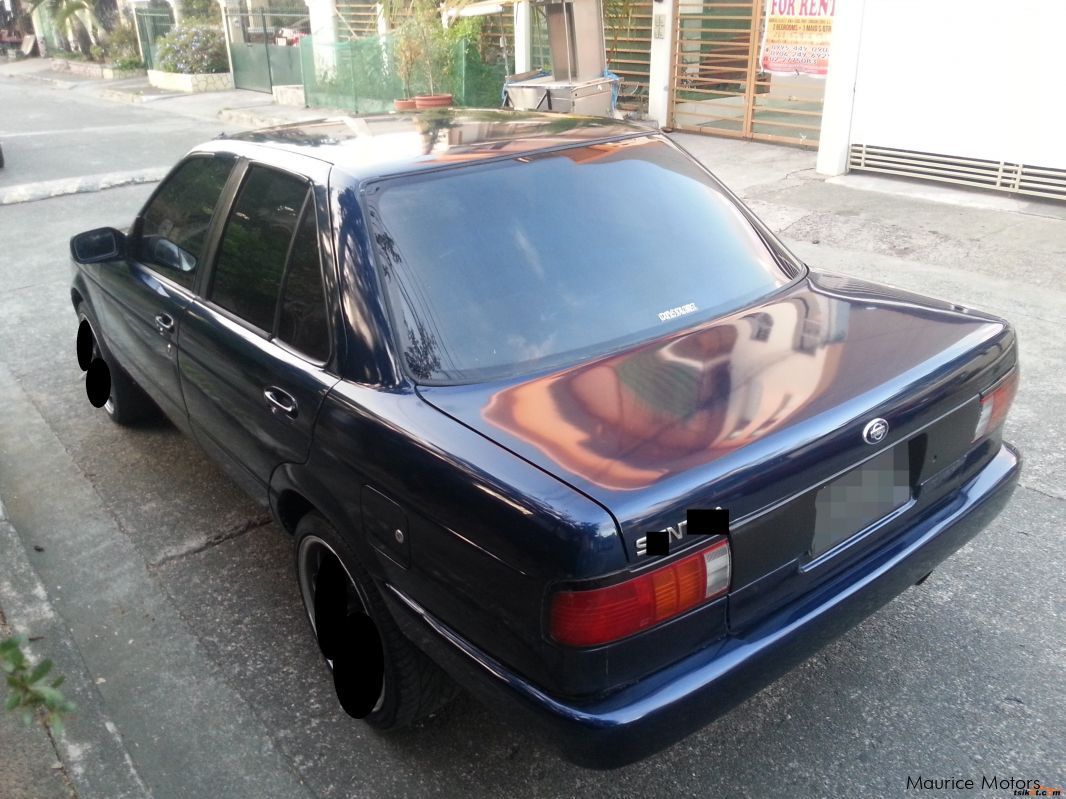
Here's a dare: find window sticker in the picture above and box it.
[657,303,698,322]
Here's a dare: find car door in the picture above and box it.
[177,160,340,503]
[91,154,237,422]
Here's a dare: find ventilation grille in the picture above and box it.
[849,144,1066,202]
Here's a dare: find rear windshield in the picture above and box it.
[368,137,798,385]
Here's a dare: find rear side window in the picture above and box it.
[137,156,233,288]
[277,205,329,361]
[210,166,308,332]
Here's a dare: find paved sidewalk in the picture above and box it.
[0,498,149,799]
[0,594,77,799]
[1,55,332,128]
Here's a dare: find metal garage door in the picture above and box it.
[670,0,826,147]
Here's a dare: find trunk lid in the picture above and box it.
[418,272,1015,587]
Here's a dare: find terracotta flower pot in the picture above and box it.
[414,93,453,109]
[394,98,417,111]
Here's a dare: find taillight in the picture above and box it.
[549,537,731,647]
[972,368,1019,443]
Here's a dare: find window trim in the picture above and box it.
[131,152,237,291]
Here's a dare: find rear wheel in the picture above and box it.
[76,304,156,426]
[294,512,459,728]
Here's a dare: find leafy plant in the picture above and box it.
[26,0,104,57]
[109,53,144,70]
[393,22,421,98]
[101,23,144,69]
[401,0,450,96]
[179,0,220,23]
[155,19,227,73]
[1,636,75,735]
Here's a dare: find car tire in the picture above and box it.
[294,512,460,729]
[76,303,157,427]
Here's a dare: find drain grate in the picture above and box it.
[848,144,1066,202]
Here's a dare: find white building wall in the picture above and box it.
[844,0,1066,169]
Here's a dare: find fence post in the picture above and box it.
[261,9,272,92]
[218,0,236,82]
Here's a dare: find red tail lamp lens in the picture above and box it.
[550,538,731,647]
[972,368,1019,443]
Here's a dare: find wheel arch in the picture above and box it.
[269,463,359,544]
[275,488,318,534]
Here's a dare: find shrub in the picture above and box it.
[180,0,221,23]
[155,21,228,74]
[103,23,141,63]
[110,54,145,71]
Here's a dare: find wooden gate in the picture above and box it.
[669,0,825,147]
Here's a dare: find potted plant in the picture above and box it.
[393,22,421,110]
[407,0,452,109]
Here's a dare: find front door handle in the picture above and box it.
[155,313,174,334]
[263,387,298,418]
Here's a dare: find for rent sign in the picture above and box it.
[760,0,835,76]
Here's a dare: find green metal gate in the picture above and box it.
[134,6,174,70]
[225,9,308,93]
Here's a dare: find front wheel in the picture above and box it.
[294,512,459,729]
[76,304,157,426]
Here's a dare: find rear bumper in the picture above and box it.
[383,442,1021,769]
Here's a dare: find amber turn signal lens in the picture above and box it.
[972,368,1019,443]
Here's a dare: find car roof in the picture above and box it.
[207,109,655,182]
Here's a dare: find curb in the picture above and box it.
[0,515,152,799]
[0,168,168,206]
[217,105,317,129]
[3,72,81,90]
[98,88,185,105]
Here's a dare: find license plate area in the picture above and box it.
[809,445,912,558]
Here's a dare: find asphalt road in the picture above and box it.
[0,75,1063,799]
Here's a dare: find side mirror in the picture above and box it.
[70,227,126,264]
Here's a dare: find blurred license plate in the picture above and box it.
[810,446,911,557]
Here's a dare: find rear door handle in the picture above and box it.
[263,387,298,418]
[155,313,174,334]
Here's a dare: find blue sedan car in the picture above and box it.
[69,110,1020,768]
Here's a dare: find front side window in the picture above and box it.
[369,137,798,385]
[137,156,233,288]
[210,166,308,332]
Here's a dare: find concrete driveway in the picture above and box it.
[0,69,1063,799]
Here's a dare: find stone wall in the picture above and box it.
[147,69,234,92]
[50,58,146,80]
